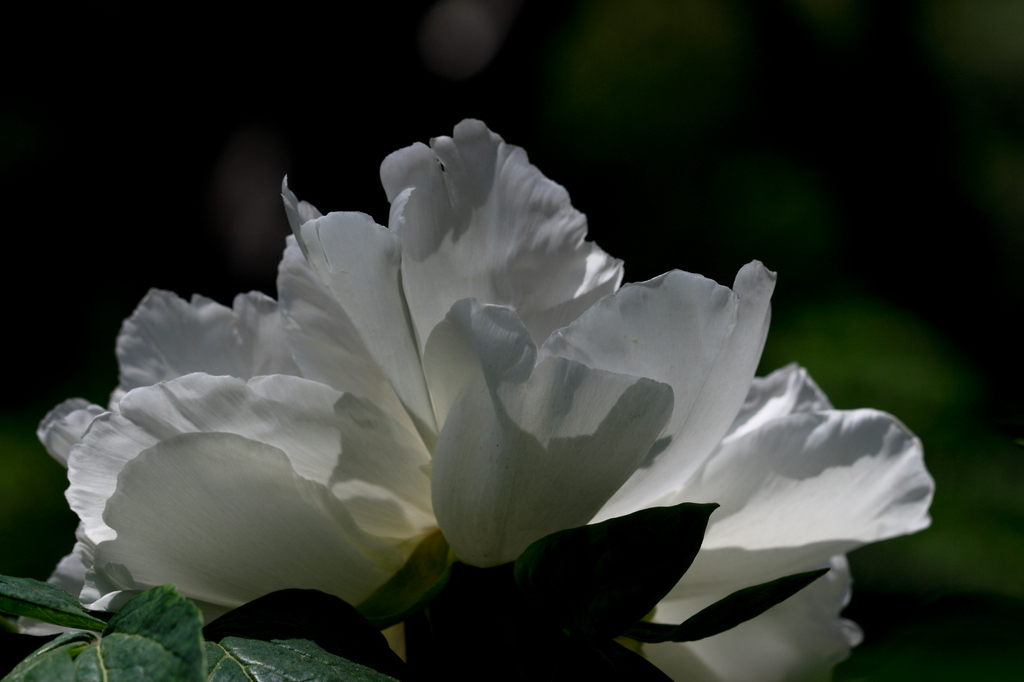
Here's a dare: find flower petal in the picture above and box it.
[277,237,422,440]
[67,412,158,546]
[663,408,933,599]
[326,391,435,539]
[427,299,674,567]
[421,298,537,428]
[381,119,623,350]
[113,288,301,404]
[69,373,433,555]
[723,363,832,442]
[646,555,862,682]
[542,262,776,519]
[281,176,323,250]
[88,432,408,611]
[37,398,106,467]
[286,209,435,439]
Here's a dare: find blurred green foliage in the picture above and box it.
[0,415,77,582]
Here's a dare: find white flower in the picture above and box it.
[37,120,933,681]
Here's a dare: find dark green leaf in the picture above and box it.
[72,584,205,682]
[4,651,74,682]
[625,568,830,643]
[514,502,717,639]
[206,637,400,681]
[1,632,96,681]
[0,576,107,632]
[358,530,452,629]
[576,638,675,681]
[204,589,406,680]
[499,633,672,682]
[406,563,572,681]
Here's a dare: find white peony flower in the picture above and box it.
[37,120,933,681]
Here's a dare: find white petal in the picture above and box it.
[87,432,409,611]
[646,555,862,682]
[37,399,105,467]
[421,298,537,428]
[48,534,92,599]
[288,211,435,439]
[543,262,776,519]
[327,392,435,539]
[428,299,673,566]
[664,408,933,598]
[69,373,434,552]
[381,119,623,350]
[281,176,323,253]
[67,412,159,546]
[137,373,433,536]
[115,288,301,396]
[723,363,832,442]
[277,237,422,440]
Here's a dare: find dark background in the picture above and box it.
[3,1,1022,678]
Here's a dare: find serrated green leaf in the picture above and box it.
[514,502,717,639]
[624,568,830,643]
[70,584,205,682]
[206,637,399,681]
[204,589,406,680]
[4,650,74,682]
[0,576,106,632]
[1,632,96,681]
[358,530,452,630]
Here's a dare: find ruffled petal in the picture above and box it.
[277,237,424,441]
[646,555,862,682]
[113,288,301,403]
[662,408,933,599]
[87,432,409,611]
[281,176,323,250]
[47,532,92,600]
[66,412,159,546]
[427,299,673,566]
[68,373,433,567]
[421,298,538,428]
[326,392,435,539]
[543,262,775,519]
[37,398,105,467]
[723,363,832,442]
[286,209,435,439]
[381,119,622,350]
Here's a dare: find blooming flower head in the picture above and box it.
[38,120,933,681]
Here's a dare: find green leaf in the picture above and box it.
[73,584,205,682]
[0,576,107,632]
[358,530,453,629]
[2,632,96,681]
[5,651,74,682]
[204,589,406,680]
[206,637,400,681]
[514,502,717,639]
[405,562,571,679]
[574,638,675,681]
[624,568,830,643]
